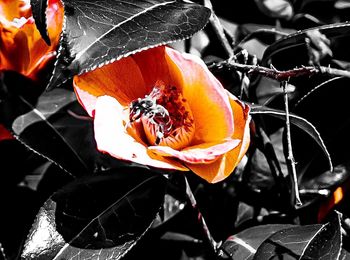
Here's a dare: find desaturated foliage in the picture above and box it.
[0,0,350,259]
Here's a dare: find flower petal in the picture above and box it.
[187,93,251,183]
[165,47,234,144]
[73,56,147,106]
[0,0,30,21]
[74,86,98,117]
[148,139,240,164]
[94,95,188,171]
[26,0,63,77]
[0,0,63,78]
[131,46,176,91]
[0,27,30,73]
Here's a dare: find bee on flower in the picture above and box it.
[74,46,251,183]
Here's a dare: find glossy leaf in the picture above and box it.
[301,163,350,191]
[301,211,342,259]
[262,22,350,69]
[293,77,350,173]
[0,72,90,176]
[22,167,167,259]
[253,212,342,259]
[220,224,295,259]
[250,104,333,172]
[38,0,211,88]
[30,0,51,45]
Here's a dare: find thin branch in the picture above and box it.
[184,175,219,254]
[282,81,302,207]
[239,50,249,99]
[209,61,350,80]
[203,0,234,59]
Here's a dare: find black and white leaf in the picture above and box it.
[30,0,51,45]
[21,167,167,259]
[250,104,333,172]
[253,211,342,259]
[220,224,295,259]
[32,0,211,88]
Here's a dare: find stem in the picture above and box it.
[239,72,246,99]
[203,0,234,59]
[282,81,302,207]
[239,50,249,99]
[184,175,219,253]
[209,60,350,80]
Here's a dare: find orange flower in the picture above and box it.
[0,0,63,78]
[73,46,251,183]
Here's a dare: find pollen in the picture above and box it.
[142,81,195,150]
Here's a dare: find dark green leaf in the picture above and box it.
[0,72,89,176]
[301,163,350,191]
[234,202,255,228]
[21,167,167,259]
[253,212,342,260]
[250,104,333,172]
[30,0,51,45]
[152,173,187,228]
[220,224,295,260]
[293,77,350,174]
[339,249,350,260]
[300,211,342,259]
[47,0,211,88]
[253,224,324,259]
[262,22,350,69]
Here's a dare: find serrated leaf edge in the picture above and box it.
[48,1,211,88]
[299,211,342,260]
[295,77,342,107]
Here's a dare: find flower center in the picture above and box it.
[128,81,195,150]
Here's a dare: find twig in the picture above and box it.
[239,50,249,99]
[208,61,350,80]
[282,81,302,207]
[184,175,219,254]
[203,0,234,59]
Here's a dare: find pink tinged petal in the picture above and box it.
[165,47,234,144]
[94,95,188,171]
[148,139,241,164]
[191,117,251,184]
[74,85,98,117]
